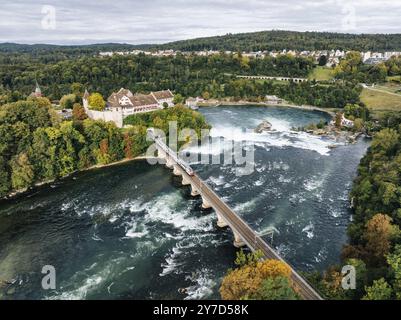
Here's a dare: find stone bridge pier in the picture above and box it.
[233,231,246,248]
[201,196,212,209]
[181,176,191,186]
[166,158,174,169]
[173,164,182,176]
[216,212,228,228]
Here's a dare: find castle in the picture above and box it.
[83,88,174,128]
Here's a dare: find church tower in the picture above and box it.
[34,81,42,97]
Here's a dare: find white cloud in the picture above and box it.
[0,0,400,44]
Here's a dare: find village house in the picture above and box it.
[340,114,355,128]
[265,95,283,105]
[151,90,175,108]
[330,113,354,128]
[83,88,174,128]
[185,96,205,109]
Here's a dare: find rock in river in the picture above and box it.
[255,120,273,133]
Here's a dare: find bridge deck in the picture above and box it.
[153,137,323,300]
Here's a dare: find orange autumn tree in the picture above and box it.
[364,214,400,266]
[220,250,294,300]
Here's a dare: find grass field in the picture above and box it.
[360,87,401,115]
[308,67,335,81]
[374,82,401,95]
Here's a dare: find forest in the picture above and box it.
[0,52,314,100]
[0,51,365,109]
[0,97,209,198]
[154,30,401,52]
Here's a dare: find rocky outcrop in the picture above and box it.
[255,120,273,133]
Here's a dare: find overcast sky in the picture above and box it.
[1,0,401,45]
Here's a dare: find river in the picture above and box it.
[0,105,370,300]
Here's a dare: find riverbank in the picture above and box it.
[1,155,156,201]
[0,105,371,300]
[197,99,337,118]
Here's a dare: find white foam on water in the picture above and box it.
[278,175,292,184]
[232,197,259,214]
[125,221,148,239]
[160,244,185,277]
[289,193,307,204]
[267,117,292,132]
[91,234,104,242]
[208,175,226,186]
[302,223,315,239]
[254,178,264,187]
[48,260,118,300]
[142,192,214,232]
[303,175,324,192]
[314,247,328,263]
[184,269,215,300]
[205,125,333,156]
[276,243,291,258]
[329,208,342,218]
[223,182,233,189]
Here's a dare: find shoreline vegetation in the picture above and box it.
[0,100,339,201]
[1,101,353,201]
[0,101,210,201]
[1,155,154,201]
[0,99,339,201]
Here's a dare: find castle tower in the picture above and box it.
[34,81,42,97]
[83,89,90,110]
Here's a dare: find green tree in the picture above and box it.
[362,278,392,300]
[220,256,292,300]
[88,93,106,111]
[248,276,300,300]
[353,118,364,132]
[202,91,210,100]
[10,153,34,190]
[70,82,84,98]
[335,51,363,74]
[0,156,10,196]
[318,55,328,66]
[60,94,77,109]
[173,94,184,104]
[387,245,401,299]
[371,128,399,157]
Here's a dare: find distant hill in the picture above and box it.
[152,30,401,52]
[0,43,148,54]
[2,30,401,54]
